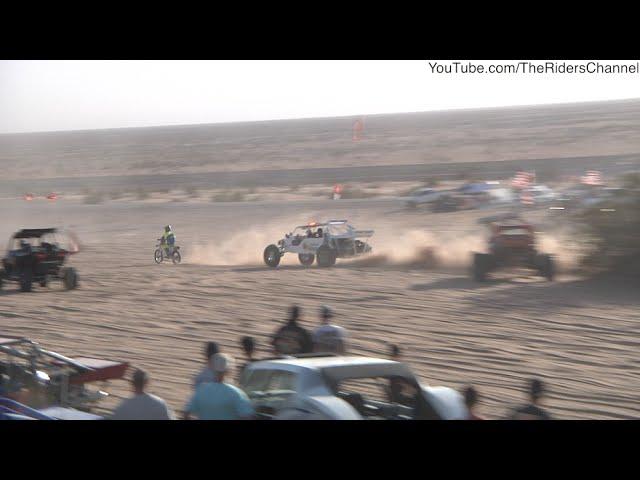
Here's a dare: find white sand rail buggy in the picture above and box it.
[264,220,373,268]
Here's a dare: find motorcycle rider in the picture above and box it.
[161,225,176,257]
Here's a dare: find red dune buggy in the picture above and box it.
[472,214,554,282]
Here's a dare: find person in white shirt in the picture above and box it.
[312,305,347,354]
[110,369,175,420]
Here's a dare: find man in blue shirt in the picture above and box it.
[184,353,255,420]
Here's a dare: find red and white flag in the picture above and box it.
[512,171,535,189]
[581,170,603,186]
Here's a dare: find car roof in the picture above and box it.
[251,356,420,389]
[13,228,57,239]
[249,356,416,381]
[253,355,396,369]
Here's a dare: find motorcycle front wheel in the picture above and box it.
[154,248,163,264]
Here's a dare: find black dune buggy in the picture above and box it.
[0,228,79,293]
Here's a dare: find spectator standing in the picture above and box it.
[271,305,313,355]
[510,378,552,420]
[193,342,220,389]
[184,353,255,420]
[389,343,401,361]
[237,336,256,382]
[463,385,485,420]
[110,369,175,420]
[312,305,347,354]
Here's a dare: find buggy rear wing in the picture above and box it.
[0,337,128,382]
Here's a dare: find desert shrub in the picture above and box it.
[572,185,640,273]
[183,185,199,198]
[339,186,377,199]
[620,172,640,189]
[422,177,440,188]
[210,190,246,202]
[83,192,104,205]
[136,188,150,200]
[109,190,125,200]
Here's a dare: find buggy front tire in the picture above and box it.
[472,253,491,282]
[298,253,315,266]
[264,245,281,268]
[536,254,554,281]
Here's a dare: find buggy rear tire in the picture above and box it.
[472,253,492,282]
[154,249,163,264]
[316,245,337,268]
[63,267,78,290]
[20,269,33,292]
[298,253,315,266]
[264,245,281,268]
[172,250,182,264]
[536,254,554,281]
[40,275,49,288]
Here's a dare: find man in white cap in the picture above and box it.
[183,353,254,420]
[312,305,347,354]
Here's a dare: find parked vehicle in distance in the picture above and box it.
[403,187,448,209]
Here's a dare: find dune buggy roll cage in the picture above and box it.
[0,336,127,409]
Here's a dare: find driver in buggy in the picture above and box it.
[19,240,32,255]
[161,225,176,257]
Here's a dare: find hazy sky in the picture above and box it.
[2,60,640,134]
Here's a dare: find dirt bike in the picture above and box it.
[154,239,181,264]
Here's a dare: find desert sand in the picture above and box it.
[0,196,638,419]
[1,100,639,419]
